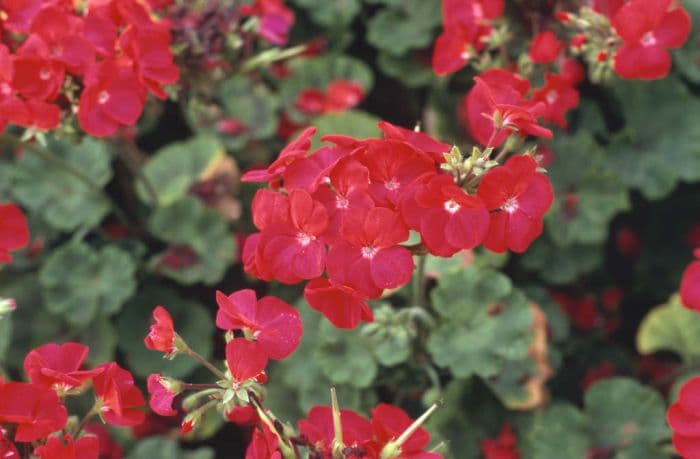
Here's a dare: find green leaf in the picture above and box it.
[139,136,225,206]
[127,437,214,459]
[674,1,700,84]
[377,51,436,88]
[216,75,278,149]
[366,0,442,56]
[310,110,381,149]
[80,316,118,366]
[117,286,214,379]
[291,0,361,27]
[362,304,413,367]
[426,267,542,407]
[520,235,603,284]
[5,136,112,231]
[608,78,700,200]
[544,132,630,247]
[39,242,137,327]
[636,294,700,362]
[315,319,378,388]
[516,403,591,459]
[148,197,235,285]
[584,377,670,450]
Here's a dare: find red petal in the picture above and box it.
[613,43,671,80]
[654,8,691,48]
[370,246,414,290]
[226,338,268,382]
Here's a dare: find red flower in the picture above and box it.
[226,405,259,426]
[144,306,177,356]
[215,289,303,360]
[246,423,282,459]
[0,428,19,459]
[33,434,99,459]
[529,31,563,64]
[377,121,452,164]
[327,207,413,298]
[668,376,700,458]
[532,73,580,128]
[477,155,554,253]
[370,403,441,458]
[461,70,552,147]
[241,127,316,185]
[680,249,700,313]
[93,362,146,427]
[400,173,489,257]
[592,0,624,18]
[432,24,481,76]
[146,374,178,417]
[78,59,145,137]
[325,80,365,112]
[12,36,65,101]
[24,342,101,392]
[616,227,641,257]
[119,25,179,99]
[481,423,520,459]
[225,337,268,382]
[304,277,374,329]
[298,406,373,455]
[0,382,68,442]
[84,423,123,459]
[254,189,328,284]
[240,0,295,45]
[0,203,30,263]
[612,0,691,80]
[551,292,601,331]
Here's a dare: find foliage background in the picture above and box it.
[2,0,700,457]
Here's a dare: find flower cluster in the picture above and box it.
[0,203,29,264]
[0,342,144,457]
[144,301,443,458]
[0,0,178,136]
[667,376,700,458]
[240,123,553,329]
[681,248,700,313]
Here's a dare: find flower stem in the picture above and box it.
[115,141,160,206]
[412,253,428,308]
[184,348,228,381]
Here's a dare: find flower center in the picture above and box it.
[472,2,484,18]
[546,90,558,104]
[361,245,378,259]
[641,31,657,47]
[296,232,314,246]
[336,195,349,209]
[39,68,51,80]
[444,199,461,214]
[385,177,400,191]
[98,91,110,104]
[460,48,471,60]
[503,197,519,214]
[0,82,11,96]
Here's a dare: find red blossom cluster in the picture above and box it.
[240,123,553,329]
[0,342,144,458]
[0,0,178,136]
[295,79,365,116]
[667,376,700,458]
[144,302,443,458]
[681,248,700,313]
[480,423,519,459]
[0,203,29,263]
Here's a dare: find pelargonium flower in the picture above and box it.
[24,342,102,392]
[476,154,554,253]
[0,203,30,263]
[298,406,373,456]
[93,362,146,427]
[680,249,700,312]
[378,121,452,164]
[215,289,303,360]
[304,277,373,329]
[146,374,179,417]
[611,0,691,80]
[241,127,316,186]
[481,423,520,459]
[370,403,441,458]
[254,189,329,284]
[461,69,552,147]
[0,428,19,459]
[667,376,700,457]
[225,338,268,383]
[246,423,282,459]
[532,73,580,128]
[400,173,489,257]
[327,207,413,298]
[0,382,68,442]
[144,306,177,356]
[529,30,563,64]
[33,434,99,459]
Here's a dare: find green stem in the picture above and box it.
[115,142,160,206]
[412,253,428,308]
[184,348,228,381]
[74,405,99,437]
